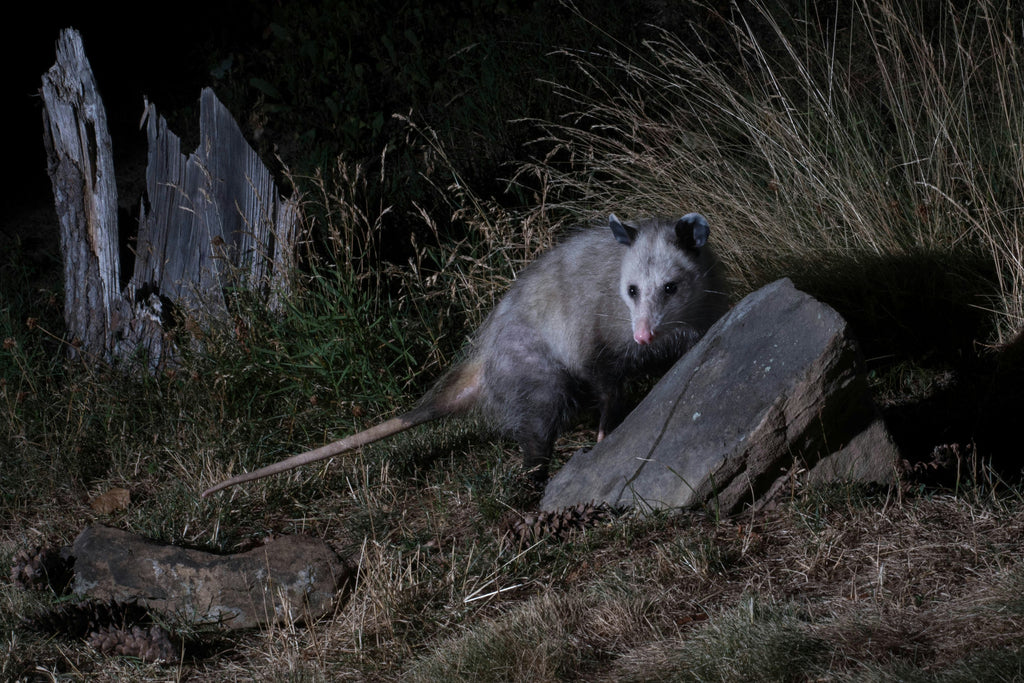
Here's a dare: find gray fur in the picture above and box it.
[202,213,727,497]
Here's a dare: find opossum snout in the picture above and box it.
[633,319,655,345]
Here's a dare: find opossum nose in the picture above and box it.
[633,321,654,345]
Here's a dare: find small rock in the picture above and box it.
[71,526,350,630]
[89,487,131,514]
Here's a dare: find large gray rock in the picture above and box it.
[71,526,350,630]
[541,278,898,514]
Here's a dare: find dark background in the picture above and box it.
[10,2,257,217]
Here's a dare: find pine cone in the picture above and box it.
[27,599,185,664]
[24,599,151,639]
[900,442,974,486]
[88,624,177,663]
[9,545,73,594]
[501,502,614,546]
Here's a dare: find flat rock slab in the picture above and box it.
[541,278,899,514]
[72,526,350,630]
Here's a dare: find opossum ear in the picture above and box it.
[675,213,709,251]
[609,214,637,245]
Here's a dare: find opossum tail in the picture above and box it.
[201,360,483,497]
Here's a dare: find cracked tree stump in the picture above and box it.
[41,28,298,371]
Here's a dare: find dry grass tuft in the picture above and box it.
[521,0,1024,345]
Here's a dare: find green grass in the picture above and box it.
[4,0,1024,680]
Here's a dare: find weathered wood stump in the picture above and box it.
[41,28,129,363]
[41,28,298,371]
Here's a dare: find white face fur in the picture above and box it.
[611,214,709,346]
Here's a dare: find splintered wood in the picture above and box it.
[41,28,298,371]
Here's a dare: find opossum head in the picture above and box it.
[609,213,711,346]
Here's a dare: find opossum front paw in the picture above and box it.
[523,463,549,488]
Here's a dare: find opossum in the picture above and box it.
[201,213,727,497]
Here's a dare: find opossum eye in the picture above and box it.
[627,284,639,299]
[663,282,678,295]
